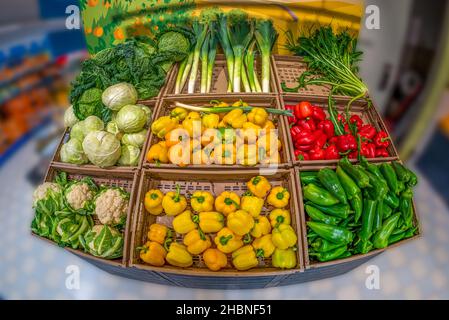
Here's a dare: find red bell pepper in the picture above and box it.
[375,148,389,158]
[311,106,326,122]
[313,130,327,149]
[373,131,390,148]
[293,130,316,145]
[297,118,316,132]
[309,147,325,160]
[358,124,377,140]
[295,144,315,152]
[337,113,346,125]
[350,115,363,129]
[360,142,376,158]
[336,134,357,152]
[317,120,335,139]
[290,125,302,141]
[328,136,338,146]
[348,150,358,159]
[294,101,313,119]
[324,145,340,160]
[344,123,352,134]
[294,149,310,161]
[285,105,297,125]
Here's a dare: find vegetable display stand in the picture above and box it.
[52,100,160,172]
[128,169,304,289]
[144,95,293,170]
[31,163,140,268]
[272,55,366,101]
[164,54,278,97]
[294,164,421,270]
[280,95,399,166]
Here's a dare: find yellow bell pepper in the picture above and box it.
[182,118,204,137]
[203,248,228,271]
[272,248,297,269]
[247,107,268,126]
[227,210,255,236]
[259,149,281,166]
[267,186,290,208]
[168,143,191,167]
[272,224,297,249]
[144,189,164,215]
[251,216,271,238]
[190,191,214,212]
[223,109,247,129]
[139,241,167,267]
[172,210,197,234]
[232,100,248,107]
[162,185,187,216]
[213,143,236,165]
[164,127,189,147]
[262,119,275,131]
[170,107,188,121]
[147,223,170,245]
[258,132,282,153]
[232,245,259,271]
[166,243,193,268]
[193,148,214,165]
[241,194,264,217]
[147,141,169,164]
[236,144,258,166]
[214,227,243,253]
[247,176,271,198]
[253,234,275,258]
[198,212,224,233]
[238,122,261,142]
[269,209,291,227]
[202,113,220,129]
[151,116,179,138]
[215,191,240,216]
[183,229,211,255]
[201,128,220,147]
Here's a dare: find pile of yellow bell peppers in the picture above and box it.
[147,101,282,167]
[139,175,298,271]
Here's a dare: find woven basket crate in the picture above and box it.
[128,168,304,288]
[143,95,293,170]
[164,54,278,97]
[31,163,140,268]
[272,55,365,100]
[280,94,399,166]
[51,100,160,172]
[294,165,421,269]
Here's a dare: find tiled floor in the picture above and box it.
[1,138,448,299]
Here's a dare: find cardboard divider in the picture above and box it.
[143,95,293,169]
[294,164,421,269]
[279,94,399,166]
[51,101,160,172]
[129,168,304,279]
[164,54,278,97]
[32,163,141,268]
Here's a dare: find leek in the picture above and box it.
[227,10,254,93]
[245,39,262,92]
[217,14,234,92]
[200,32,210,93]
[206,23,218,93]
[254,19,278,93]
[175,56,188,94]
[241,60,251,93]
[177,51,193,94]
[188,20,208,94]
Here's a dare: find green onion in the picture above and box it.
[254,19,278,93]
[174,101,293,117]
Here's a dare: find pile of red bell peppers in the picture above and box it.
[286,101,391,161]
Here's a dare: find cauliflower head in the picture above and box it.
[85,224,123,259]
[94,188,129,225]
[33,182,61,207]
[65,182,95,210]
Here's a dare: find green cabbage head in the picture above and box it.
[82,131,121,167]
[116,105,146,133]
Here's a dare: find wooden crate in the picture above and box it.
[294,165,421,269]
[31,163,140,267]
[128,168,304,288]
[51,100,160,172]
[143,95,293,169]
[164,54,278,97]
[280,94,399,166]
